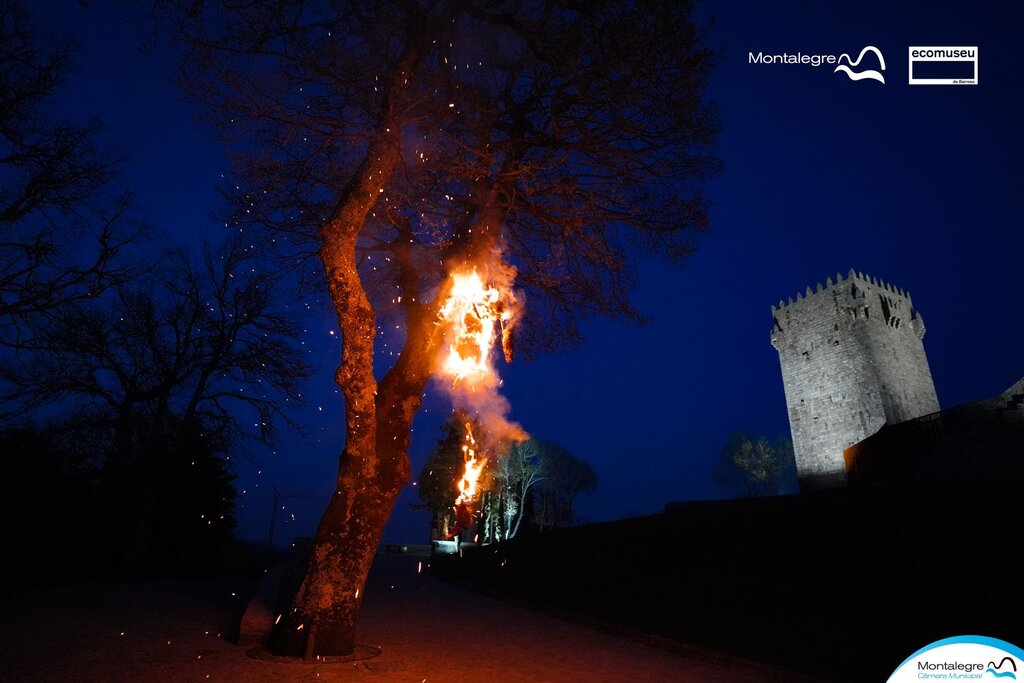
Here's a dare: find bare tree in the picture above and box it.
[168,0,718,655]
[0,0,146,339]
[534,441,597,531]
[3,238,310,447]
[492,438,542,539]
[2,234,310,570]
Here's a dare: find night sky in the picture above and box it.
[36,0,1023,543]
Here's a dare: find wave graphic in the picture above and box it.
[990,658,1018,672]
[833,65,885,83]
[834,45,886,84]
[986,670,1016,679]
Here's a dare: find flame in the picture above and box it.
[436,261,522,539]
[437,269,513,385]
[450,421,486,539]
[455,422,486,505]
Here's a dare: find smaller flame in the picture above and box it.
[450,422,486,539]
[455,422,486,505]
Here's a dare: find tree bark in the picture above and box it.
[267,449,404,656]
[262,9,442,654]
[267,131,402,655]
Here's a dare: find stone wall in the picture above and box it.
[770,269,940,488]
[845,378,1024,484]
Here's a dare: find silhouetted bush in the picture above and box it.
[2,417,236,582]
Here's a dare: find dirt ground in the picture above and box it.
[1,554,819,682]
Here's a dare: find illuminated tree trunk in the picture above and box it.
[267,449,408,656]
[259,14,450,653]
[269,278,441,656]
[265,133,460,657]
[266,158,499,659]
[265,113,410,654]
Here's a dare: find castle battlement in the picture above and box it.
[771,269,913,314]
[770,269,939,490]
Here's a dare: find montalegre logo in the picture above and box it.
[888,636,1021,681]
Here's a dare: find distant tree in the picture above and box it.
[715,432,797,497]
[533,442,597,531]
[0,0,145,341]
[168,0,719,655]
[0,1,306,574]
[1,239,310,571]
[417,414,543,544]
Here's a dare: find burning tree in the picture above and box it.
[169,0,718,656]
[416,414,469,541]
[418,418,546,544]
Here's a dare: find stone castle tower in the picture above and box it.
[771,269,940,489]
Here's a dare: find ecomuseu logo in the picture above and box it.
[834,45,886,83]
[888,636,1024,682]
[987,656,1017,679]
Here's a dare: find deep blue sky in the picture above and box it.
[38,0,1023,543]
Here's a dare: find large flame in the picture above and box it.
[437,269,514,385]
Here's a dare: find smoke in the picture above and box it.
[446,378,526,445]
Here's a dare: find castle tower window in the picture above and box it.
[879,294,892,322]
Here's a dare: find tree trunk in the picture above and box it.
[264,137,454,655]
[228,1,523,658]
[263,10,505,650]
[267,220,499,656]
[510,486,527,538]
[267,448,405,656]
[263,115,402,653]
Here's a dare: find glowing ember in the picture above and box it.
[437,269,514,385]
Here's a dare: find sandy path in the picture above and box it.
[2,554,815,682]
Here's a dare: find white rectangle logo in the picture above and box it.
[908,46,978,85]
